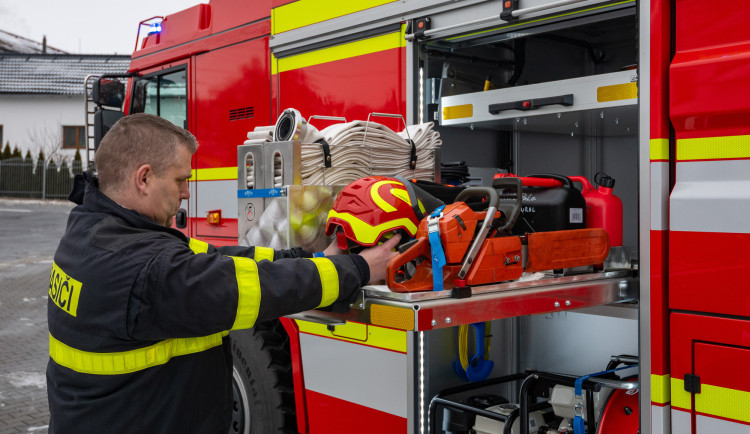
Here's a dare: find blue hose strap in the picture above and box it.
[313,252,325,258]
[428,206,446,291]
[573,364,638,433]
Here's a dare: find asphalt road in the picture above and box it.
[0,198,74,434]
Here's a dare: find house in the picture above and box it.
[0,30,130,163]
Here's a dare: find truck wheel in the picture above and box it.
[229,320,297,434]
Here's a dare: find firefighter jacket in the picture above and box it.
[46,173,369,434]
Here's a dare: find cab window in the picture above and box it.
[131,68,187,129]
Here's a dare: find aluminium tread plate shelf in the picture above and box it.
[295,269,637,331]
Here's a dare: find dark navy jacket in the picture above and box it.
[47,173,368,433]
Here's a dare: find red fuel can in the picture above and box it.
[569,173,623,246]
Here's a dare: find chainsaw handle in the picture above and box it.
[386,237,431,291]
[454,186,499,210]
[490,177,522,233]
[454,187,499,280]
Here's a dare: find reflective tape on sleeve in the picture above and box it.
[308,258,339,308]
[49,331,228,375]
[229,256,262,330]
[188,238,209,254]
[253,246,275,262]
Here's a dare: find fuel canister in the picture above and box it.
[494,174,586,235]
[569,173,623,246]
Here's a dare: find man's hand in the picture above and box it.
[358,234,402,284]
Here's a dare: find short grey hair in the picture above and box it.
[95,113,198,193]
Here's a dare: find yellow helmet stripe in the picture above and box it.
[371,180,405,212]
[327,210,418,245]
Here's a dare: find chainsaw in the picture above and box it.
[386,181,610,292]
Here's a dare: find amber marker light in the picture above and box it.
[207,210,222,225]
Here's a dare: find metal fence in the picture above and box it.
[0,157,82,200]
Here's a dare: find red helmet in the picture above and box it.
[326,176,439,250]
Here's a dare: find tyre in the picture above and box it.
[229,319,297,434]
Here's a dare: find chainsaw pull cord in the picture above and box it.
[428,205,446,291]
[573,364,638,433]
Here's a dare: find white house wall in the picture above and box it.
[0,93,85,162]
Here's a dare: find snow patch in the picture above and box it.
[7,372,46,389]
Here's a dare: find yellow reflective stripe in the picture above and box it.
[296,320,407,353]
[272,0,397,34]
[307,258,339,308]
[671,377,692,410]
[651,373,671,404]
[327,209,417,245]
[49,331,228,375]
[443,104,474,120]
[229,256,261,330]
[449,0,635,41]
[188,238,210,254]
[596,82,637,102]
[271,52,278,75]
[650,138,670,161]
[371,304,414,330]
[189,167,238,181]
[677,135,750,161]
[253,246,275,262]
[696,383,750,423]
[277,29,404,73]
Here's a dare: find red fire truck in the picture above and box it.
[87,0,750,433]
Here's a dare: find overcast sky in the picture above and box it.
[0,0,203,55]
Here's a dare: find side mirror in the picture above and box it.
[175,208,188,229]
[93,77,125,108]
[94,109,125,150]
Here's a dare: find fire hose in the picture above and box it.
[245,108,442,185]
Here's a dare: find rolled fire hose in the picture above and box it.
[244,109,442,185]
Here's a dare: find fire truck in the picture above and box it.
[85,0,750,433]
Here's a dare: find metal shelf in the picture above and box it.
[293,269,637,331]
[440,70,638,135]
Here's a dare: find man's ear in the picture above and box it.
[134,164,153,196]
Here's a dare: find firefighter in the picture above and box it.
[45,113,399,433]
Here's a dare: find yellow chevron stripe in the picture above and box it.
[297,320,407,353]
[272,0,397,34]
[277,27,405,73]
[677,135,750,161]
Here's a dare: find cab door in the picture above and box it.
[129,65,192,236]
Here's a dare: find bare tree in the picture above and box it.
[27,124,68,166]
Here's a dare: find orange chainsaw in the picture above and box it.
[386,182,610,292]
